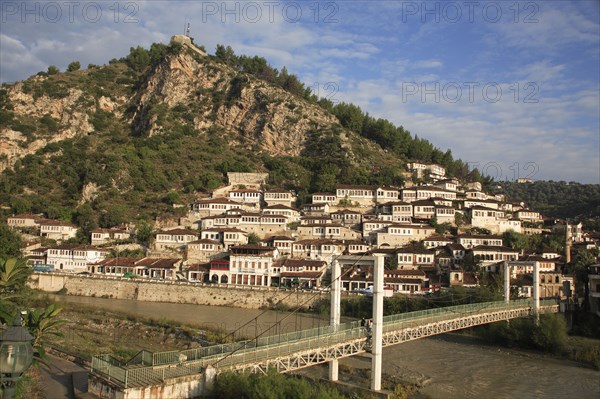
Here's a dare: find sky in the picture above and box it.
[1,0,599,183]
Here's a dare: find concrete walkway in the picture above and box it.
[39,355,92,399]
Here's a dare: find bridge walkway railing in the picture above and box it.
[90,299,558,388]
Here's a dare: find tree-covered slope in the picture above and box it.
[495,181,600,219]
[0,39,492,227]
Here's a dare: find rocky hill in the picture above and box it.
[0,37,466,225]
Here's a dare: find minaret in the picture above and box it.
[565,222,572,264]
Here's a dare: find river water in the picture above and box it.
[47,294,334,339]
[49,295,600,398]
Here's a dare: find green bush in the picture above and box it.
[207,371,348,399]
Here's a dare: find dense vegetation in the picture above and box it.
[206,371,348,399]
[0,41,479,232]
[496,181,600,219]
[0,41,596,233]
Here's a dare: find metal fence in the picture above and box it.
[90,299,558,388]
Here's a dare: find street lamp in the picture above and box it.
[0,312,34,399]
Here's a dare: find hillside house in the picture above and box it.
[39,219,78,242]
[376,224,435,248]
[228,245,280,287]
[154,228,198,252]
[186,239,224,262]
[263,189,296,207]
[515,210,543,223]
[401,186,457,203]
[297,223,360,241]
[292,239,344,262]
[456,234,503,249]
[238,212,288,238]
[91,228,131,246]
[423,236,454,249]
[449,270,479,288]
[262,204,300,222]
[312,192,337,205]
[330,209,362,227]
[435,206,456,224]
[278,259,327,288]
[335,184,378,207]
[190,197,243,216]
[412,200,436,220]
[88,257,138,277]
[7,214,43,230]
[134,257,181,279]
[384,269,427,293]
[47,244,109,273]
[408,162,446,180]
[433,178,459,192]
[200,228,248,249]
[300,203,330,215]
[396,247,436,270]
[228,189,262,207]
[263,236,295,256]
[473,246,520,271]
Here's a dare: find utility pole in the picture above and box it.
[329,259,341,381]
[370,255,384,391]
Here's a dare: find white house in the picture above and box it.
[376,224,435,248]
[228,245,280,287]
[190,197,243,216]
[201,228,248,249]
[39,220,78,242]
[154,228,198,252]
[46,244,109,273]
[263,189,296,207]
[311,193,337,205]
[228,189,262,207]
[7,214,43,229]
[407,162,446,180]
[456,234,503,249]
[91,228,131,246]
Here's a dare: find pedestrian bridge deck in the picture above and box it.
[90,299,558,388]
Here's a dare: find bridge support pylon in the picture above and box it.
[533,262,540,325]
[329,259,341,381]
[370,255,385,391]
[503,260,510,303]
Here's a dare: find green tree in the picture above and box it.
[0,224,23,260]
[67,61,81,72]
[134,220,153,246]
[47,65,59,75]
[573,250,595,311]
[74,203,98,243]
[214,44,236,63]
[164,191,181,205]
[247,232,260,245]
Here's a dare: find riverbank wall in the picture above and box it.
[28,272,325,309]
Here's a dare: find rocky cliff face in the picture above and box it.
[1,45,347,172]
[130,50,340,156]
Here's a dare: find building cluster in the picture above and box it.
[8,170,599,301]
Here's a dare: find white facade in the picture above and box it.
[46,245,108,273]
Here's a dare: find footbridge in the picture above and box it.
[90,299,558,390]
[89,255,559,397]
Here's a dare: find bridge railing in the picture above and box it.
[91,299,559,387]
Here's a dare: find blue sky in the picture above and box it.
[1,0,599,183]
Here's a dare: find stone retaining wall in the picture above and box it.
[28,273,321,309]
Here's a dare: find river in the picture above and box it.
[49,295,600,398]
[48,294,335,338]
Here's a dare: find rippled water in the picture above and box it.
[379,335,600,399]
[47,294,332,338]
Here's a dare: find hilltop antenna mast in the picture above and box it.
[186,22,191,37]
